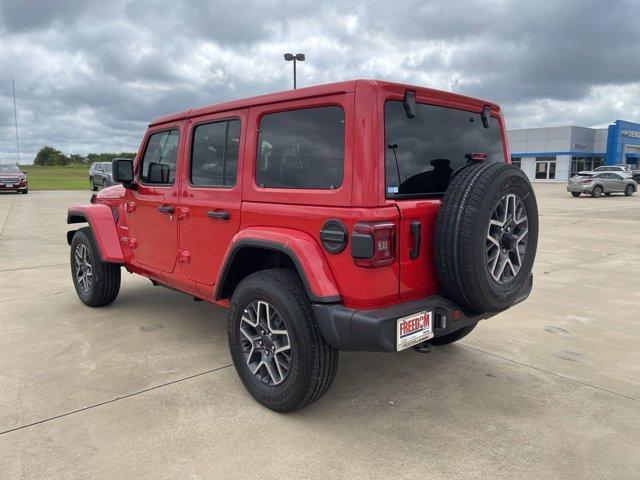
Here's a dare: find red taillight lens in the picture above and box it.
[352,222,396,268]
[580,179,593,184]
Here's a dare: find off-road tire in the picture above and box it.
[434,162,538,312]
[571,192,581,197]
[228,269,339,412]
[625,184,635,196]
[70,227,121,307]
[429,322,477,345]
[591,185,604,197]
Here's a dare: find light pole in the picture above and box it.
[284,53,305,89]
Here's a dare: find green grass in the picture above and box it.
[20,165,91,190]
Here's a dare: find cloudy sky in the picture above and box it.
[1,0,639,163]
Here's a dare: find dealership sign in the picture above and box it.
[621,130,640,139]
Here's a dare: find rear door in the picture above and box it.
[611,173,626,191]
[128,126,182,273]
[383,98,506,300]
[177,110,246,286]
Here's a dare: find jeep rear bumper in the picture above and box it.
[313,274,533,352]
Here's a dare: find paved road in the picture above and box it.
[1,187,639,479]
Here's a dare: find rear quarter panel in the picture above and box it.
[240,202,400,309]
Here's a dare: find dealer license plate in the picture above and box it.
[5,183,13,188]
[396,310,433,351]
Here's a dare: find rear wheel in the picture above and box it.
[70,227,121,307]
[625,184,635,196]
[434,162,538,312]
[591,185,604,197]
[228,269,338,412]
[429,322,477,345]
[571,192,581,197]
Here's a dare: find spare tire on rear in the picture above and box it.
[434,162,538,313]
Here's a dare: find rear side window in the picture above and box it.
[385,101,504,197]
[140,129,180,185]
[191,119,240,187]
[256,106,344,189]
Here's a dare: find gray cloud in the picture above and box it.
[1,0,639,163]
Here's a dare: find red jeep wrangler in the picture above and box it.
[67,80,538,412]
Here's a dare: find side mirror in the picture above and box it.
[112,158,135,188]
[403,90,416,119]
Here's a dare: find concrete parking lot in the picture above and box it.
[1,186,639,479]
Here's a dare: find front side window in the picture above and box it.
[385,101,504,197]
[256,106,345,189]
[140,129,179,185]
[191,119,240,187]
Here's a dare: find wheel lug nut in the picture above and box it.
[259,341,263,346]
[271,346,275,351]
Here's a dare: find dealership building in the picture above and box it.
[507,119,640,182]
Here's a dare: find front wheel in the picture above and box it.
[90,178,98,191]
[591,185,604,197]
[21,189,28,194]
[571,192,581,197]
[70,227,121,307]
[228,269,338,412]
[625,184,635,196]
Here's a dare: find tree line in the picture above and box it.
[33,146,136,166]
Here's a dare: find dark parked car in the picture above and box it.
[0,163,28,194]
[88,162,114,191]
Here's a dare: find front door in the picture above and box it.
[178,111,246,286]
[128,127,182,273]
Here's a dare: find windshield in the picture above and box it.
[0,164,20,174]
[385,101,504,197]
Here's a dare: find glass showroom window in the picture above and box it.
[535,157,556,180]
[571,156,604,177]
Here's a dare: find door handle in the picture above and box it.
[207,209,230,221]
[409,221,421,259]
[157,205,174,215]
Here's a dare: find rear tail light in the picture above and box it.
[580,179,593,184]
[351,222,396,268]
